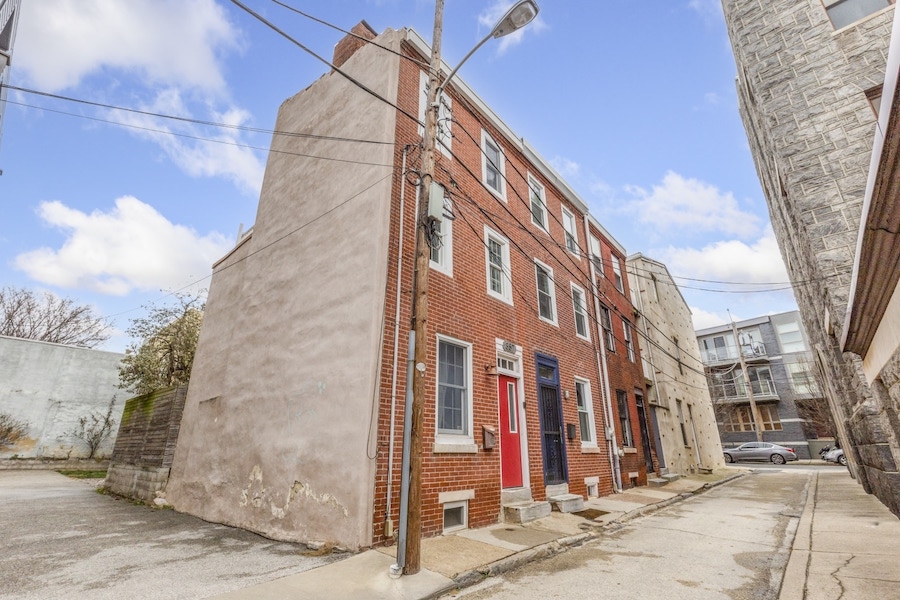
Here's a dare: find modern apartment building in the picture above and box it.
[166,22,651,550]
[696,311,823,459]
[723,0,900,515]
[0,0,20,152]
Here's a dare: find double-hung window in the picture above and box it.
[418,71,452,157]
[589,234,604,278]
[482,131,505,198]
[600,304,615,352]
[485,227,512,304]
[575,378,596,447]
[535,260,557,325]
[562,207,579,255]
[529,175,548,231]
[571,284,589,340]
[611,256,624,292]
[623,319,635,361]
[429,215,453,277]
[616,390,633,447]
[436,336,474,449]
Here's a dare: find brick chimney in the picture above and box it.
[333,20,378,69]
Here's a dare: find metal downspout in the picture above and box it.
[585,215,622,492]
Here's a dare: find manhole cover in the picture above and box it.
[573,509,609,520]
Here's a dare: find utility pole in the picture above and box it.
[730,317,764,442]
[404,0,443,577]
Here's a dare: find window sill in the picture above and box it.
[433,442,478,454]
[581,445,601,454]
[623,447,637,454]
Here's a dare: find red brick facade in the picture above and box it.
[367,34,652,546]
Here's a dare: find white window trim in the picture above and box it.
[571,282,590,341]
[434,334,475,450]
[589,234,604,278]
[534,259,558,327]
[442,499,468,534]
[611,256,624,293]
[481,130,506,201]
[484,226,513,305]
[623,319,635,362]
[419,70,452,158]
[561,206,580,258]
[528,173,549,233]
[430,214,453,278]
[575,377,598,449]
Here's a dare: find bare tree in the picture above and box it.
[118,292,205,396]
[0,286,110,348]
[0,413,30,448]
[63,397,117,459]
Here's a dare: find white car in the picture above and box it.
[823,447,847,466]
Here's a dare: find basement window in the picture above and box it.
[442,500,468,534]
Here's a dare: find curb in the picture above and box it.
[439,473,747,598]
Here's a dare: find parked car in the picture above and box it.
[724,442,798,465]
[823,447,847,466]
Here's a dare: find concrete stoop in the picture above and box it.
[662,473,681,482]
[548,493,585,513]
[503,500,552,523]
[648,478,669,487]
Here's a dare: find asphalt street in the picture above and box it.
[0,470,345,600]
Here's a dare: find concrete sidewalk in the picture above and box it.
[779,470,900,600]
[212,471,744,600]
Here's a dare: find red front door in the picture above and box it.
[498,375,523,488]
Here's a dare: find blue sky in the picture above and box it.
[1,0,796,352]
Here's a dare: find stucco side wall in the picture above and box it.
[166,31,403,550]
[0,335,124,459]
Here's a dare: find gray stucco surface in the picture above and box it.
[0,335,124,459]
[165,30,405,550]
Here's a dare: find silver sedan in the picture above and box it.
[724,442,798,464]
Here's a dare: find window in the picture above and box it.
[485,227,512,304]
[575,378,596,446]
[571,284,589,340]
[701,335,729,362]
[437,337,473,441]
[866,84,884,118]
[674,336,684,375]
[787,362,818,395]
[535,261,557,325]
[562,206,579,255]
[442,500,468,533]
[676,400,689,446]
[482,131,505,198]
[418,71,452,157]
[589,235,604,277]
[776,321,806,353]
[723,405,782,432]
[623,319,635,361]
[823,0,894,30]
[429,216,453,277]
[616,390,633,447]
[600,304,615,352]
[611,256,624,292]
[529,175,548,231]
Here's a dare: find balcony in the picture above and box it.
[711,379,778,402]
[701,341,767,366]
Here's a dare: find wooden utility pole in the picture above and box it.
[730,318,764,442]
[404,0,443,576]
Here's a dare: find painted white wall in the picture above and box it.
[166,29,403,550]
[0,335,124,459]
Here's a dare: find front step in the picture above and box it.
[648,477,669,487]
[503,500,552,524]
[548,493,585,513]
[662,473,681,482]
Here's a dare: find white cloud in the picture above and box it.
[688,0,723,20]
[110,89,265,195]
[691,306,730,331]
[627,171,761,238]
[15,198,233,296]
[16,0,240,93]
[550,156,580,178]
[704,92,720,105]
[478,0,547,55]
[660,226,789,286]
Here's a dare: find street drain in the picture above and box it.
[573,509,610,520]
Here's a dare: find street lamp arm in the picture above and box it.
[435,32,492,99]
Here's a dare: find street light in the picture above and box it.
[402,0,540,577]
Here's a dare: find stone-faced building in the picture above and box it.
[165,23,652,551]
[723,0,900,515]
[627,254,725,475]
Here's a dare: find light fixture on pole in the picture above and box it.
[402,0,540,577]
